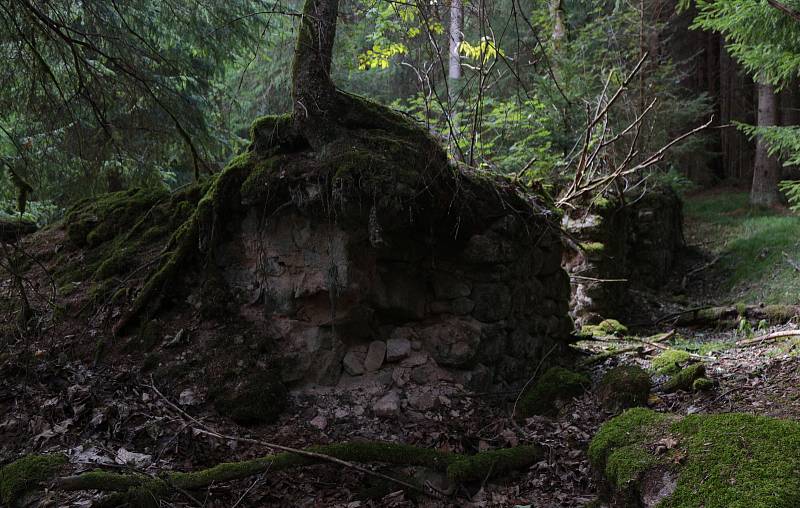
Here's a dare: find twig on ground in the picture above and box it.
[735,330,800,348]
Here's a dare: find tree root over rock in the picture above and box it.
[53,442,541,507]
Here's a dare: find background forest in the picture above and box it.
[1,0,731,222]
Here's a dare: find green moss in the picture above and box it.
[762,305,797,323]
[588,407,670,473]
[594,409,800,507]
[239,155,282,205]
[64,188,168,247]
[211,370,288,425]
[692,377,714,391]
[516,366,590,418]
[94,248,131,280]
[581,318,629,337]
[651,349,692,375]
[662,362,705,393]
[598,366,651,413]
[659,413,800,508]
[249,114,293,147]
[696,307,729,322]
[63,441,538,506]
[580,242,606,255]
[604,445,659,487]
[592,196,616,210]
[446,445,541,482]
[0,454,67,505]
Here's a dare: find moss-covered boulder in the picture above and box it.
[210,371,288,425]
[590,408,800,507]
[662,363,706,393]
[651,349,691,375]
[581,318,628,337]
[597,366,651,413]
[0,454,66,506]
[516,366,589,418]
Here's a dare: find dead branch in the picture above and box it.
[735,330,800,348]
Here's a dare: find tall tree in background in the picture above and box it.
[689,0,800,206]
[752,81,782,206]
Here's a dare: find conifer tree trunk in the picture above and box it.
[292,0,340,122]
[751,81,782,207]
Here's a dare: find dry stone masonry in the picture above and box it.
[212,198,572,401]
[563,185,684,325]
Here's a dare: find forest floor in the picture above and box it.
[2,188,800,507]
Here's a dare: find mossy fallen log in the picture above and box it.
[671,304,800,328]
[589,408,800,507]
[50,441,541,507]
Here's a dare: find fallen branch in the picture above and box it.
[146,382,435,497]
[577,346,641,367]
[45,381,544,507]
[735,330,800,348]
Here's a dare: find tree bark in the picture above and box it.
[751,81,782,207]
[291,0,340,121]
[551,0,565,46]
[448,0,463,102]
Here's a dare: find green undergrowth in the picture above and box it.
[516,366,590,418]
[591,408,800,507]
[684,190,800,304]
[0,454,67,506]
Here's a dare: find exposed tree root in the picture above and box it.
[54,442,541,507]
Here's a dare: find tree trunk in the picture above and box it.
[291,0,340,121]
[551,0,565,46]
[751,81,782,207]
[448,0,463,102]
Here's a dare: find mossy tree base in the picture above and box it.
[590,408,800,507]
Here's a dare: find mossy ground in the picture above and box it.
[651,349,692,375]
[684,190,800,304]
[591,408,800,508]
[516,366,590,418]
[0,454,66,505]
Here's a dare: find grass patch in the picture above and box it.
[684,190,800,304]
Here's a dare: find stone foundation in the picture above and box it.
[213,203,571,393]
[563,185,684,325]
